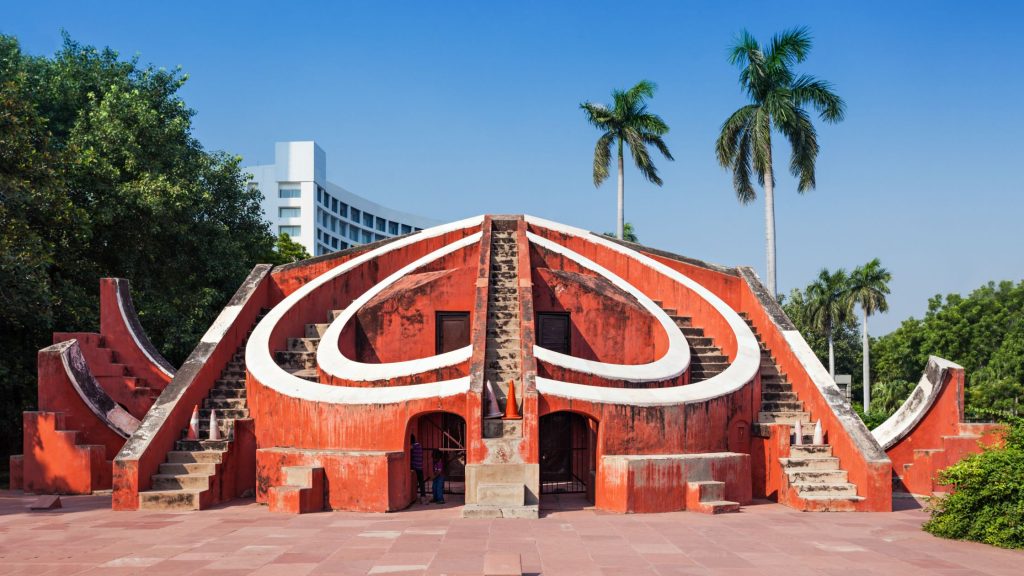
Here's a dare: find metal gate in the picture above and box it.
[540,412,592,494]
[420,413,466,495]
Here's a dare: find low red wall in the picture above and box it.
[598,453,751,513]
[256,448,409,512]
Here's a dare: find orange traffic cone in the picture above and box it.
[187,405,199,440]
[209,409,221,441]
[503,379,521,420]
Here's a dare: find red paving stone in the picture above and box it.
[1,491,1022,575]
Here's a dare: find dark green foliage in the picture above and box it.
[924,416,1023,548]
[268,233,312,264]
[0,34,278,463]
[873,281,1024,417]
[780,286,863,385]
[602,223,639,243]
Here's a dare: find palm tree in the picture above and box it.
[846,258,891,412]
[716,27,845,296]
[805,267,849,378]
[581,81,673,240]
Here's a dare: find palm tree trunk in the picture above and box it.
[828,329,835,379]
[617,139,625,240]
[764,151,777,297]
[862,308,870,412]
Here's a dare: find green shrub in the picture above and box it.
[923,417,1023,548]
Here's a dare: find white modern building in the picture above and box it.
[245,141,440,257]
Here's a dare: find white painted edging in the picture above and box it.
[115,283,175,379]
[246,216,484,404]
[527,232,689,381]
[317,233,480,382]
[525,215,760,406]
[872,356,962,451]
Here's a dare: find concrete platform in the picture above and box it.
[0,490,1021,575]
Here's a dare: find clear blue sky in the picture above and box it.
[7,1,1023,334]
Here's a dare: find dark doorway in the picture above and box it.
[436,312,470,354]
[537,312,570,354]
[540,412,594,495]
[418,413,467,495]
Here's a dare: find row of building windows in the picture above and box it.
[316,186,419,237]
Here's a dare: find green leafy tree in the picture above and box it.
[804,267,850,378]
[924,416,1023,548]
[602,222,639,243]
[716,27,845,296]
[847,258,891,412]
[581,81,673,240]
[0,33,279,467]
[781,282,862,388]
[267,233,312,264]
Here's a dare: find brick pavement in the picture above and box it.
[0,491,1020,575]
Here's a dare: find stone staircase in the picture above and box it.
[656,304,729,383]
[740,314,862,509]
[685,480,741,514]
[464,225,538,519]
[275,309,343,382]
[138,310,266,510]
[268,465,325,514]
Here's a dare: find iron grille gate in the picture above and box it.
[540,412,591,494]
[420,413,466,495]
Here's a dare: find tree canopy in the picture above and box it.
[0,33,293,463]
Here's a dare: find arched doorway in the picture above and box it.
[540,412,597,498]
[412,412,467,496]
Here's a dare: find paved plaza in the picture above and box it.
[0,491,1020,575]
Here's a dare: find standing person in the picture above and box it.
[410,435,425,502]
[431,449,446,504]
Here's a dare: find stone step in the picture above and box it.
[790,444,833,457]
[686,337,714,347]
[166,450,224,464]
[139,489,206,511]
[762,391,799,402]
[276,350,315,369]
[197,408,248,420]
[780,456,840,471]
[680,327,705,337]
[692,500,741,514]
[159,462,217,475]
[762,383,794,393]
[288,368,318,382]
[787,469,849,484]
[209,388,246,399]
[203,398,248,410]
[462,504,539,519]
[695,354,728,364]
[758,411,811,424]
[671,316,693,328]
[660,307,677,316]
[287,337,320,352]
[327,309,344,321]
[792,482,858,498]
[175,439,229,452]
[760,401,804,412]
[151,473,212,491]
[305,323,329,338]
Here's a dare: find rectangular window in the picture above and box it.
[316,230,322,240]
[279,187,301,199]
[401,224,412,235]
[339,202,348,218]
[316,188,322,203]
[362,230,372,244]
[339,241,348,250]
[350,207,361,223]
[414,227,422,232]
[375,233,386,242]
[279,225,301,237]
[321,210,329,226]
[331,198,339,213]
[389,221,399,235]
[363,212,374,227]
[375,217,386,232]
[331,236,339,249]
[349,226,360,242]
[537,313,571,354]
[330,217,337,233]
[279,207,301,218]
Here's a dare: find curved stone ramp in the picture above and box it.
[108,278,176,381]
[524,216,761,406]
[527,232,690,385]
[59,339,142,438]
[873,356,1003,495]
[316,232,480,385]
[247,216,483,400]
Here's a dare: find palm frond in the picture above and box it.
[592,132,614,187]
[778,106,819,192]
[751,106,773,187]
[791,74,846,123]
[731,127,756,204]
[623,127,662,186]
[716,104,757,167]
[625,80,657,102]
[641,132,674,161]
[580,102,612,129]
[767,26,811,67]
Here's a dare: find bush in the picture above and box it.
[923,416,1024,548]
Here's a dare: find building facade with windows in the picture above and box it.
[245,141,439,257]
